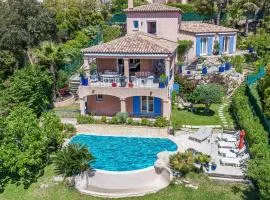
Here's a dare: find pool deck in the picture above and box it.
[62,119,247,197]
[170,130,245,178]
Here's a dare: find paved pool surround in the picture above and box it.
[72,133,176,198]
[75,153,173,198]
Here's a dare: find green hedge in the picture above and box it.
[231,84,270,199]
[76,114,169,128]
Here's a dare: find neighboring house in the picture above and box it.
[79,2,180,119]
[179,22,238,64]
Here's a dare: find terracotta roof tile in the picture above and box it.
[82,32,178,55]
[124,3,181,13]
[180,22,238,34]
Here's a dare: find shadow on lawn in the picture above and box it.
[188,107,215,117]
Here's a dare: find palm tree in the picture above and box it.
[54,143,95,181]
[34,41,62,100]
[169,151,195,175]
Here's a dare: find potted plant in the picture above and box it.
[78,69,88,86]
[159,74,167,88]
[128,82,133,88]
[211,161,217,171]
[213,40,220,55]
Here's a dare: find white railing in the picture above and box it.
[86,76,160,89]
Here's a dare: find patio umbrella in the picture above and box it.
[238,130,246,150]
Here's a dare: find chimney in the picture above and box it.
[128,0,133,9]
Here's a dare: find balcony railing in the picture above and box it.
[81,73,167,89]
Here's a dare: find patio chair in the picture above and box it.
[220,157,240,167]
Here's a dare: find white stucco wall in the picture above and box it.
[126,12,181,42]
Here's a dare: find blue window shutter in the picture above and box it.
[133,20,139,29]
[133,96,141,115]
[229,35,235,54]
[219,36,224,55]
[154,97,162,116]
[208,37,213,55]
[196,36,201,57]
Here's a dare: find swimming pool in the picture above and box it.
[70,134,177,171]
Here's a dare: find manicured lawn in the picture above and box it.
[172,104,222,128]
[53,103,80,118]
[0,165,258,200]
[171,102,235,129]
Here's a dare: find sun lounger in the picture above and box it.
[189,127,213,143]
[218,148,237,158]
[218,141,237,149]
[217,134,238,142]
[220,154,250,167]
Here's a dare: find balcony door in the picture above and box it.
[223,36,230,54]
[200,37,208,55]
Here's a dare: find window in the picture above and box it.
[147,21,157,34]
[141,96,154,113]
[223,36,230,53]
[133,20,139,30]
[200,37,208,55]
[96,95,104,102]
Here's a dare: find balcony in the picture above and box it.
[81,71,168,89]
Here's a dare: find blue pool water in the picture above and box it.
[70,134,177,171]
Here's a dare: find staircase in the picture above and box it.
[69,74,80,99]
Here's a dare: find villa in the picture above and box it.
[79,1,238,119]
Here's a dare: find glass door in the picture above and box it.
[200,37,208,55]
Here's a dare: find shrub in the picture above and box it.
[62,123,76,134]
[154,117,169,127]
[109,116,118,124]
[102,25,121,42]
[126,117,133,125]
[77,115,95,124]
[116,112,128,124]
[230,55,245,73]
[140,118,149,126]
[231,84,270,199]
[101,116,107,124]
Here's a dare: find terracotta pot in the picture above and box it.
[112,82,117,87]
[128,82,133,88]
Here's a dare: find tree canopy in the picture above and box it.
[0,106,63,190]
[0,66,53,116]
[192,84,224,111]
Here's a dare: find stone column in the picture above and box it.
[120,98,126,113]
[124,58,129,78]
[165,57,171,77]
[162,100,171,119]
[80,97,87,115]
